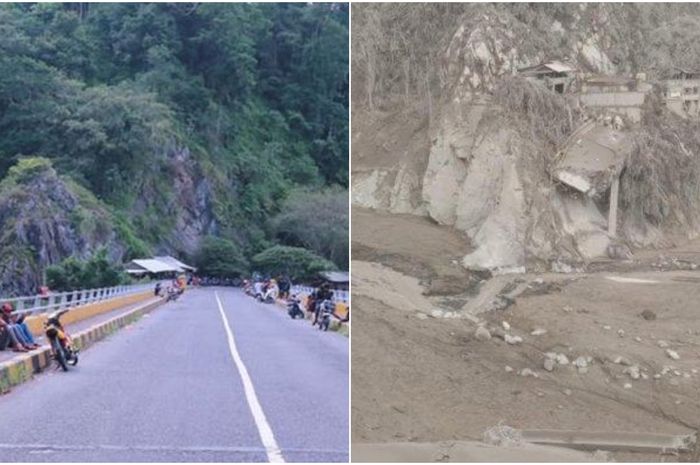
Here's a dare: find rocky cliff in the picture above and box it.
[0,160,130,295]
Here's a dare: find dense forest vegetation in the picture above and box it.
[0,3,348,294]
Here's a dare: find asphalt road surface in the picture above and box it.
[0,288,349,462]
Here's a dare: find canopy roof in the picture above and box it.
[129,259,180,274]
[153,255,196,272]
[319,271,349,283]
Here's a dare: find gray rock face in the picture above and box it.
[0,166,126,296]
[133,147,218,257]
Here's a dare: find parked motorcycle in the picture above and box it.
[317,299,334,331]
[44,310,79,371]
[287,296,305,319]
[166,287,183,302]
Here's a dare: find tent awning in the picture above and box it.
[130,259,180,274]
[153,255,197,272]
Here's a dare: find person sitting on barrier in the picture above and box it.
[261,279,279,302]
[278,276,291,300]
[154,282,162,297]
[1,304,39,351]
[0,316,21,351]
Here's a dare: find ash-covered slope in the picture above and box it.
[352,3,700,272]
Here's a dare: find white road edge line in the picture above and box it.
[215,291,285,463]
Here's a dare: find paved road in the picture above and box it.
[0,288,348,462]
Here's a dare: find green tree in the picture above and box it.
[194,236,249,278]
[251,245,335,281]
[46,249,127,291]
[270,188,348,269]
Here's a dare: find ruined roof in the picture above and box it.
[584,75,636,87]
[665,67,700,80]
[518,60,576,75]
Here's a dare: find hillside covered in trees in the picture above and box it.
[0,3,348,294]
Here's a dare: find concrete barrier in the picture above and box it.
[23,290,154,334]
[0,297,164,395]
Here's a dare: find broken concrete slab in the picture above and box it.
[521,429,696,453]
[551,121,632,197]
[351,440,601,462]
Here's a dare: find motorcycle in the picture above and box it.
[316,299,334,331]
[287,296,305,319]
[44,310,79,371]
[166,287,183,302]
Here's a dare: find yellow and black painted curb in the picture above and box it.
[0,297,164,395]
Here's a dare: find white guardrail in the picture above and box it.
[290,285,349,304]
[2,283,156,317]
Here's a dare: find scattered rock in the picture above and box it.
[623,365,640,380]
[504,334,523,345]
[623,383,632,389]
[416,313,428,320]
[617,329,625,338]
[520,368,538,378]
[483,424,522,447]
[640,310,656,321]
[563,389,572,396]
[573,356,588,368]
[634,336,642,343]
[657,340,669,348]
[666,349,680,360]
[505,365,513,373]
[491,327,506,340]
[613,356,631,366]
[563,305,573,313]
[543,358,555,372]
[603,325,612,330]
[653,374,661,380]
[475,326,491,341]
[530,328,547,336]
[431,309,444,318]
[502,321,511,331]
